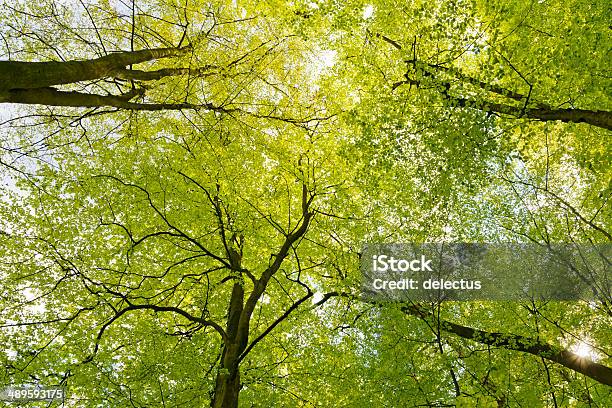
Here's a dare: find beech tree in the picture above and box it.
[1,46,209,109]
[1,0,610,407]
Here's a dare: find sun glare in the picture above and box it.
[571,341,598,361]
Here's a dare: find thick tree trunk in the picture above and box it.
[0,87,208,110]
[476,100,612,131]
[1,87,143,107]
[211,281,247,408]
[211,343,242,408]
[0,47,190,90]
[526,107,612,130]
[449,97,612,131]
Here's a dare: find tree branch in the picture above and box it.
[87,303,228,362]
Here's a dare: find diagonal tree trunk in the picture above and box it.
[521,106,612,131]
[400,303,612,386]
[450,97,612,131]
[322,292,612,386]
[394,72,612,131]
[375,32,612,131]
[0,46,191,90]
[0,46,219,111]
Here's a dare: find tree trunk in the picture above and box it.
[401,303,612,386]
[526,107,612,130]
[449,97,612,131]
[208,194,313,407]
[0,87,207,110]
[476,100,612,131]
[211,281,246,407]
[211,343,242,408]
[0,46,190,90]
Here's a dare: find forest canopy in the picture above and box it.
[0,0,610,407]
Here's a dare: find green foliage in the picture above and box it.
[0,0,610,407]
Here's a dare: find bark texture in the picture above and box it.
[211,282,245,408]
[453,98,612,131]
[0,46,216,110]
[1,87,214,111]
[0,47,190,90]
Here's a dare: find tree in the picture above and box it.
[1,0,611,407]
